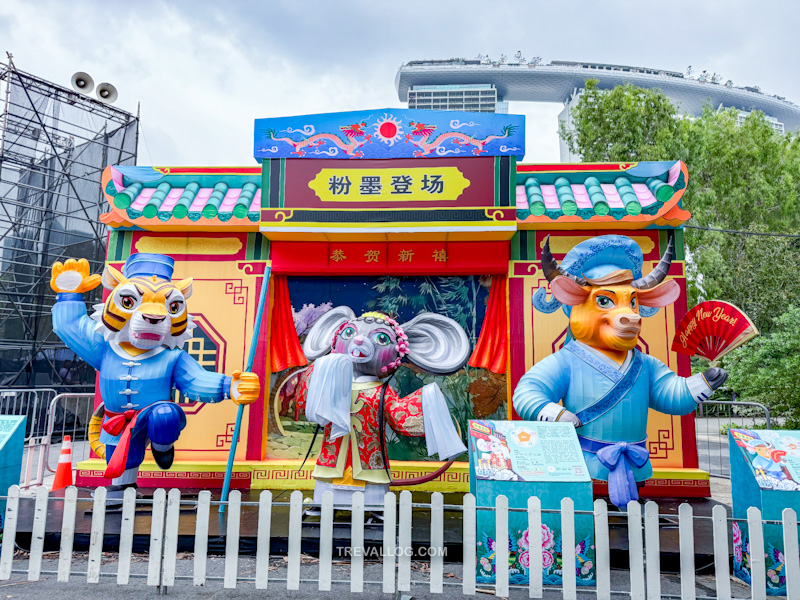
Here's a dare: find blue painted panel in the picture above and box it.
[253,109,525,160]
[730,428,800,595]
[468,420,594,586]
[0,415,26,532]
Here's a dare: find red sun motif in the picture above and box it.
[380,122,398,139]
[372,114,404,146]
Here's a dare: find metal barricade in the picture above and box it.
[695,399,772,478]
[0,389,58,489]
[0,388,58,440]
[43,393,96,476]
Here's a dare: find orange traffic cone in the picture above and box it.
[52,435,74,491]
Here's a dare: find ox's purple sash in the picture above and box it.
[578,436,649,508]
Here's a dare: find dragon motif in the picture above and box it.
[264,122,371,158]
[405,121,517,157]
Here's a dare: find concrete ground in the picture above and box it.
[0,553,754,599]
[709,474,732,507]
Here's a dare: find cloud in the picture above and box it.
[2,0,798,165]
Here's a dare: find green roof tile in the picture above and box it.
[647,177,674,203]
[114,182,142,209]
[233,182,258,218]
[554,177,578,216]
[202,182,229,219]
[524,177,545,216]
[171,183,200,220]
[142,182,171,219]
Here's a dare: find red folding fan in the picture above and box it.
[671,301,759,362]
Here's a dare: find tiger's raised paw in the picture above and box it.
[51,258,102,294]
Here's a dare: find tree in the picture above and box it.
[724,306,800,427]
[675,109,800,332]
[560,81,800,335]
[559,79,680,162]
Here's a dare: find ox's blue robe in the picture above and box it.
[513,340,707,483]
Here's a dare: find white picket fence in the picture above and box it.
[1,485,798,598]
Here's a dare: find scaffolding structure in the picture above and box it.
[0,58,138,388]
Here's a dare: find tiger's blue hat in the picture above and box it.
[122,253,175,281]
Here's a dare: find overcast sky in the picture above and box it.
[2,0,799,166]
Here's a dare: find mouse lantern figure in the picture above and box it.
[287,307,470,506]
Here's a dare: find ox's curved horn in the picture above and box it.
[541,235,588,287]
[632,237,675,290]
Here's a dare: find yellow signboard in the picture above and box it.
[308,167,471,202]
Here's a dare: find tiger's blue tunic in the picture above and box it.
[53,293,231,470]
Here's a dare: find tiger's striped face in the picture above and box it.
[91,265,195,350]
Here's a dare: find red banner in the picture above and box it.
[271,241,509,275]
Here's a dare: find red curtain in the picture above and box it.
[468,275,508,374]
[269,275,308,372]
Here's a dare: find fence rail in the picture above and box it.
[695,399,773,479]
[1,485,796,599]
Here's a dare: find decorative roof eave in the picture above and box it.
[99,160,691,233]
[100,166,262,232]
[515,161,691,230]
[98,207,261,231]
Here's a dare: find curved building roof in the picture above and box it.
[396,60,800,131]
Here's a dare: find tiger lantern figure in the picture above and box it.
[50,253,260,497]
[513,235,728,509]
[286,307,469,507]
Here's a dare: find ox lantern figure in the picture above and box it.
[50,254,260,499]
[514,235,727,508]
[289,308,469,508]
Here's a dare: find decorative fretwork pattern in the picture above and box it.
[173,326,219,405]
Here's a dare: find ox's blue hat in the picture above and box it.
[532,234,671,318]
[122,253,175,281]
[559,235,644,281]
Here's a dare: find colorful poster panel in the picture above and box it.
[469,420,590,482]
[468,420,595,588]
[730,428,800,491]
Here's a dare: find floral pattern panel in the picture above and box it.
[476,514,595,587]
[733,521,790,595]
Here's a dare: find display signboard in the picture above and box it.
[730,428,800,490]
[468,420,594,588]
[260,156,518,239]
[730,428,800,595]
[469,420,589,482]
[0,415,26,529]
